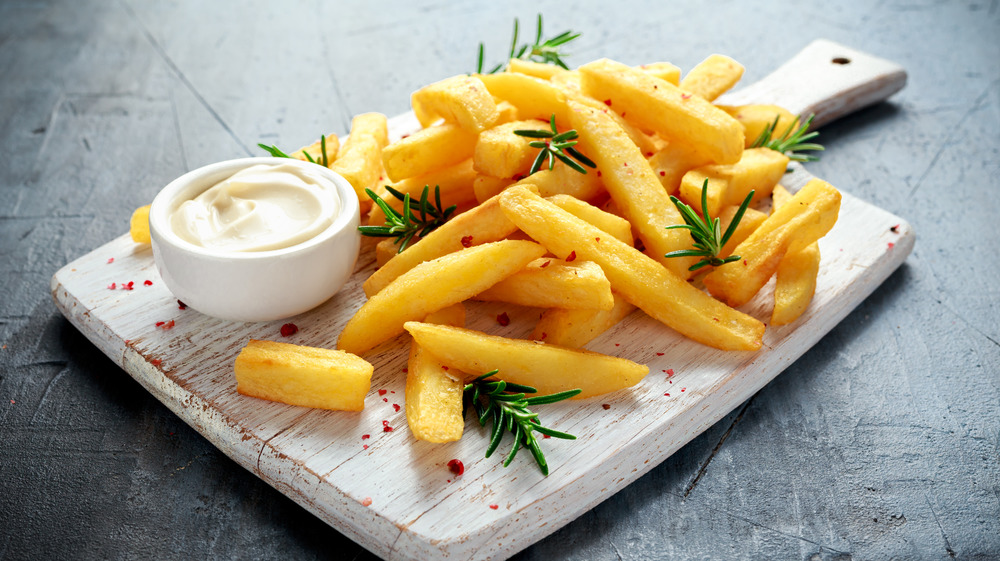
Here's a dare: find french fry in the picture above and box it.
[566,98,698,277]
[290,134,340,164]
[475,258,614,311]
[411,75,499,133]
[473,174,515,203]
[363,186,537,297]
[234,340,372,412]
[405,304,466,443]
[507,58,568,80]
[679,147,789,216]
[679,54,744,102]
[130,205,151,243]
[474,120,550,178]
[639,62,681,85]
[339,240,547,355]
[404,322,649,399]
[375,238,398,268]
[719,206,768,258]
[578,58,744,165]
[717,104,800,148]
[367,159,477,227]
[771,243,821,325]
[770,184,821,325]
[546,194,633,244]
[703,179,840,307]
[561,89,658,157]
[510,163,604,201]
[478,72,570,124]
[531,292,637,348]
[499,185,765,351]
[382,123,476,182]
[494,100,520,124]
[647,141,713,196]
[330,113,389,208]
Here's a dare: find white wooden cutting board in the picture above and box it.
[51,40,910,561]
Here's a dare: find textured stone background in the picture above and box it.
[1,1,997,559]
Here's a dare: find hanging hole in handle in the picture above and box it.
[832,57,851,65]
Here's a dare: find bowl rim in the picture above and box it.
[149,157,360,260]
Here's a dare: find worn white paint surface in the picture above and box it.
[50,41,914,560]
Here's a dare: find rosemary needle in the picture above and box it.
[751,113,824,162]
[357,185,456,253]
[665,180,754,271]
[514,114,596,175]
[476,14,580,74]
[465,370,580,476]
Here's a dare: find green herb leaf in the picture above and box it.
[750,113,825,162]
[475,14,579,74]
[664,179,754,271]
[514,113,596,176]
[357,185,457,253]
[463,369,580,475]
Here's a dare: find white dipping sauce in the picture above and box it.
[170,163,341,252]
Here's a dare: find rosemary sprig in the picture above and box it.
[664,180,754,272]
[514,114,596,175]
[750,113,824,162]
[476,14,580,74]
[357,185,457,253]
[465,370,581,476]
[257,134,332,167]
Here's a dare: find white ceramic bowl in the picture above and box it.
[149,157,360,322]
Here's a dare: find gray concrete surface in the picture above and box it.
[1,1,997,559]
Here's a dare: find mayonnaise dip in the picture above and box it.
[170,162,341,252]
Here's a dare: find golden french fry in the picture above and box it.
[494,100,520,124]
[474,120,550,178]
[411,75,499,133]
[704,179,840,307]
[406,304,466,443]
[679,54,744,102]
[771,183,793,208]
[771,243,820,325]
[679,147,789,216]
[719,206,768,258]
[330,113,388,207]
[234,340,372,412]
[290,134,340,164]
[563,90,658,157]
[531,292,637,349]
[382,123,476,182]
[578,58,743,165]
[647,141,713,196]
[366,158,477,227]
[363,186,536,297]
[130,205,151,243]
[510,163,604,202]
[566,98,698,277]
[478,72,570,124]
[499,185,764,351]
[475,258,614,311]
[547,194,632,244]
[770,184,821,325]
[638,62,681,85]
[404,322,649,399]
[717,104,800,148]
[339,240,547,355]
[375,238,398,268]
[473,175,515,203]
[507,58,567,80]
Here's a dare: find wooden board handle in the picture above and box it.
[716,39,907,128]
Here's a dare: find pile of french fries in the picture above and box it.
[229,53,842,444]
